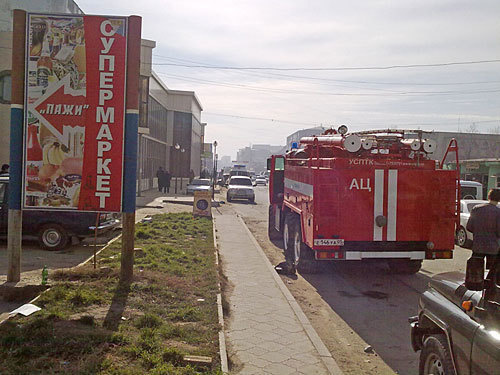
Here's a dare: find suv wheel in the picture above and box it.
[419,335,455,375]
[38,224,69,251]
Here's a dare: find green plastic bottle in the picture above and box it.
[41,265,48,285]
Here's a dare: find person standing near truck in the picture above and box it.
[466,188,500,270]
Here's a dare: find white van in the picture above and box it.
[460,180,483,200]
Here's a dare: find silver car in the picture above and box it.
[186,178,212,195]
[227,176,255,203]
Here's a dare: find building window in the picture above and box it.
[0,71,12,104]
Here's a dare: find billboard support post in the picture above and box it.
[120,15,142,282]
[7,9,26,282]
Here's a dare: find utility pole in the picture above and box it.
[120,16,142,282]
[7,10,26,283]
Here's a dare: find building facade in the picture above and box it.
[236,144,283,173]
[138,70,204,191]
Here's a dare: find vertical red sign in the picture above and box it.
[24,14,127,212]
[79,16,127,211]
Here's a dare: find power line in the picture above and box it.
[153,54,500,86]
[152,58,500,71]
[156,71,500,96]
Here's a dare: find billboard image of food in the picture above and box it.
[24,14,127,212]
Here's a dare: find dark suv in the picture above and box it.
[410,264,500,374]
[0,176,119,250]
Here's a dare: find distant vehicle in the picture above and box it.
[186,178,212,195]
[456,199,497,248]
[410,263,500,375]
[0,176,119,250]
[227,176,255,203]
[255,177,267,186]
[460,180,483,200]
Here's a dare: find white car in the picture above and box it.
[456,199,496,248]
[227,176,255,203]
[255,177,267,186]
[186,178,212,195]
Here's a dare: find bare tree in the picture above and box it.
[487,125,500,134]
[464,123,479,133]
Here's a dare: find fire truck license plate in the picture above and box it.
[314,239,345,246]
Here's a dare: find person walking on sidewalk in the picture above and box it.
[164,169,171,193]
[156,167,165,193]
[466,188,500,270]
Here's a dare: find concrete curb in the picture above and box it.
[236,215,345,375]
[213,219,229,374]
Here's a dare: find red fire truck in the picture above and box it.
[268,127,460,274]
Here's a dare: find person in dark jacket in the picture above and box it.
[466,188,500,269]
[163,170,171,193]
[156,167,164,192]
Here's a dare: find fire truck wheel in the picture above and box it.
[387,259,422,274]
[290,216,322,274]
[268,205,282,240]
[283,214,295,258]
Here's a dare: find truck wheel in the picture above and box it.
[290,216,322,274]
[283,213,294,256]
[268,205,282,240]
[387,259,422,274]
[38,224,69,251]
[419,335,455,375]
[456,226,472,248]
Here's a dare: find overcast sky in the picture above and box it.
[79,0,500,159]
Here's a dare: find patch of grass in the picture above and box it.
[0,212,221,374]
[135,313,163,329]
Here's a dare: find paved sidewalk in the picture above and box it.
[214,212,343,375]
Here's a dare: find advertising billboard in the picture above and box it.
[23,14,128,212]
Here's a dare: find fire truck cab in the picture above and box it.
[268,127,460,274]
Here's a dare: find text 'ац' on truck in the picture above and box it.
[267,126,460,274]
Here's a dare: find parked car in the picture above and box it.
[0,176,119,250]
[255,176,267,186]
[409,263,500,375]
[456,199,496,248]
[186,178,212,195]
[227,176,255,203]
[460,180,483,200]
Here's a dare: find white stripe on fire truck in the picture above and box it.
[387,169,398,241]
[284,178,313,197]
[373,170,384,241]
[345,251,425,260]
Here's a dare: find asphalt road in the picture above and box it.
[224,186,470,375]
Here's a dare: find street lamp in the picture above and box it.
[212,141,218,199]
